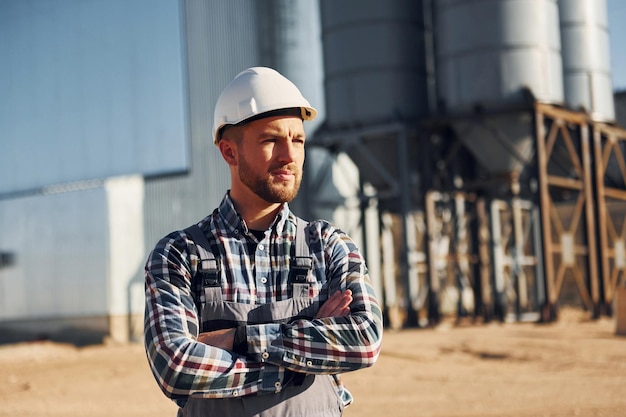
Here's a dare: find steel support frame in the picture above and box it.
[490,198,543,321]
[535,103,600,320]
[310,123,422,326]
[425,190,482,324]
[310,103,626,326]
[593,122,626,314]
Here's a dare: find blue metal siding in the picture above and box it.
[0,188,109,320]
[0,0,188,195]
[143,0,261,245]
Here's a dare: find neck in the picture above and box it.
[229,189,282,231]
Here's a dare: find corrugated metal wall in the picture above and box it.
[143,0,325,244]
[0,176,145,342]
[0,0,187,342]
[0,186,109,320]
[0,0,327,341]
[0,0,188,195]
[143,0,260,246]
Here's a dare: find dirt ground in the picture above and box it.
[1,308,625,417]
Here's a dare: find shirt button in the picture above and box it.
[262,352,269,360]
[274,381,282,392]
[306,360,313,367]
[258,244,265,251]
[260,277,268,284]
[232,390,239,397]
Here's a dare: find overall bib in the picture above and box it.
[181,221,344,417]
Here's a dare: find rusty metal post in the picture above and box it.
[581,123,601,318]
[425,190,441,324]
[593,125,612,314]
[475,198,493,322]
[396,128,419,326]
[592,123,626,315]
[535,105,557,321]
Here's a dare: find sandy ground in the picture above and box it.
[1,309,625,417]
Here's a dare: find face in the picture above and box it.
[225,115,306,204]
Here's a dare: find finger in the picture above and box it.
[329,289,343,300]
[324,289,342,305]
[332,289,352,302]
[316,290,353,318]
[316,291,342,318]
[315,298,336,318]
[334,290,353,311]
[325,290,349,312]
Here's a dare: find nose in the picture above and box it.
[276,139,299,164]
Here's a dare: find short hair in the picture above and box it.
[219,123,244,144]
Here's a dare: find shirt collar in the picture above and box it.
[218,192,292,236]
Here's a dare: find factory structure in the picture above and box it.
[1,0,625,342]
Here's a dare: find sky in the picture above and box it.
[608,0,626,91]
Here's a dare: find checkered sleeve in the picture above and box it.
[246,223,383,374]
[144,232,263,405]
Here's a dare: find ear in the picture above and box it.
[218,139,238,167]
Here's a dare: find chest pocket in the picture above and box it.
[184,219,319,331]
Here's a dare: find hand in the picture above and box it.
[197,328,236,350]
[316,289,353,319]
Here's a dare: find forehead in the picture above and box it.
[243,115,305,137]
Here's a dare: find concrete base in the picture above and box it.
[0,314,144,346]
[0,316,108,346]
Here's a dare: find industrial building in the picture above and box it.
[1,0,625,342]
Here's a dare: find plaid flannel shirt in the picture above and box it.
[144,193,383,407]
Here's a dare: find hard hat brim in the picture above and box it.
[213,106,317,144]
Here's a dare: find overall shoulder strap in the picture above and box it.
[184,224,220,287]
[292,217,312,283]
[295,217,310,257]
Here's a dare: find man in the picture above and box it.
[144,67,383,417]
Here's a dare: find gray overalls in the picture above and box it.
[181,219,344,417]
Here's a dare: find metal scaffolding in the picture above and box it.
[311,102,626,328]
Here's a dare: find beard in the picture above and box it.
[238,154,302,203]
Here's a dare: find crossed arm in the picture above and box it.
[197,290,354,349]
[145,229,382,402]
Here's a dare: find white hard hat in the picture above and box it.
[212,67,318,145]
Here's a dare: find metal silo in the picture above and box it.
[317,0,432,201]
[436,0,563,178]
[320,0,431,130]
[433,0,567,323]
[558,0,615,121]
[318,0,432,327]
[258,0,324,134]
